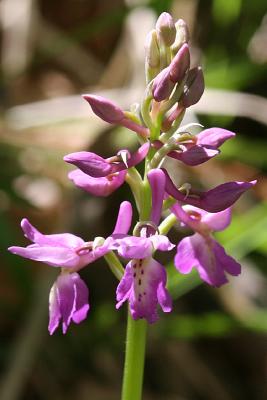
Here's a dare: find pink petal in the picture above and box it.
[68,169,126,197]
[8,245,80,268]
[112,201,133,235]
[197,128,235,148]
[72,274,90,324]
[64,151,112,177]
[201,207,232,231]
[148,168,166,225]
[168,145,219,166]
[175,235,198,274]
[21,219,84,248]
[116,262,134,309]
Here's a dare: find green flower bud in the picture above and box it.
[145,29,160,68]
[156,12,176,47]
[172,19,190,54]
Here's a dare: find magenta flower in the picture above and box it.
[8,218,107,269]
[49,272,89,335]
[172,203,241,287]
[8,201,133,333]
[65,144,149,197]
[110,169,174,323]
[164,168,256,212]
[64,143,149,178]
[112,230,174,323]
[83,94,149,138]
[152,127,234,166]
[8,201,132,268]
[152,139,219,166]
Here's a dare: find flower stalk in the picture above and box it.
[121,311,147,400]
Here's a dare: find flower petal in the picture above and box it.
[175,235,197,274]
[199,180,257,213]
[72,274,90,324]
[168,145,219,166]
[128,258,171,323]
[150,235,175,252]
[197,128,235,148]
[116,262,133,309]
[213,241,241,276]
[20,219,84,248]
[56,274,76,334]
[64,151,113,177]
[8,245,81,268]
[164,169,256,212]
[176,234,232,287]
[201,207,232,231]
[148,168,166,225]
[157,282,172,312]
[68,169,126,197]
[127,143,150,168]
[112,201,133,235]
[109,236,153,259]
[48,280,61,335]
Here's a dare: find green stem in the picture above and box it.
[121,310,147,400]
[104,251,124,280]
[158,213,178,235]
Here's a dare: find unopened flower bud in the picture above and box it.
[172,19,190,54]
[169,43,190,83]
[152,67,175,102]
[156,12,176,46]
[83,94,124,124]
[180,67,205,107]
[145,29,160,68]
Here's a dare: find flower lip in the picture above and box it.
[49,272,89,334]
[116,257,172,323]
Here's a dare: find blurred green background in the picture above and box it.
[0,0,266,399]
